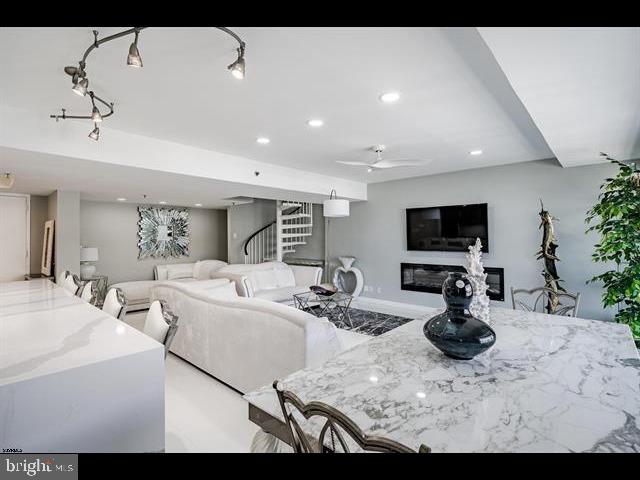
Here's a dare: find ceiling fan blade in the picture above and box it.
[336,160,372,166]
[372,159,431,168]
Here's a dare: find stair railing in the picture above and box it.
[243,204,302,264]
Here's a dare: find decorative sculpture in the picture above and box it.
[423,273,496,360]
[332,256,364,297]
[536,200,565,313]
[465,238,491,324]
[138,206,190,259]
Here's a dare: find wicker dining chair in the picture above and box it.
[273,380,431,453]
[510,286,581,317]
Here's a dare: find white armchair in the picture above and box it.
[211,262,322,303]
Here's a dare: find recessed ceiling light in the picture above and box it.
[307,119,324,127]
[116,197,127,202]
[158,201,167,205]
[470,149,483,156]
[416,391,427,399]
[194,203,203,207]
[256,137,270,144]
[379,91,400,103]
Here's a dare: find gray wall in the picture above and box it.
[327,159,617,321]
[46,191,81,280]
[226,199,325,264]
[227,199,276,264]
[29,195,49,274]
[80,201,227,284]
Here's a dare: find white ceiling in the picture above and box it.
[0,27,555,185]
[478,27,640,167]
[1,26,638,200]
[0,147,332,208]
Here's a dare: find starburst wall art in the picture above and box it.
[137,206,190,259]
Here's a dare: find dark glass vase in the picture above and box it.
[423,272,496,360]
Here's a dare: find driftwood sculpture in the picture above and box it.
[536,200,565,313]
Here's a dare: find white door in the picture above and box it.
[0,194,29,281]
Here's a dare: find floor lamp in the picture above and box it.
[323,190,350,284]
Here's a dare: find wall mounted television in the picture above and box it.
[406,203,488,252]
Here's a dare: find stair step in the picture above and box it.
[281,233,312,238]
[281,202,302,209]
[282,213,312,220]
[281,224,313,230]
[282,241,306,246]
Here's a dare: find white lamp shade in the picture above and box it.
[323,198,350,217]
[80,247,99,262]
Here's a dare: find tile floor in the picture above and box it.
[125,298,432,452]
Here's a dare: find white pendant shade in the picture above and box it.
[323,198,350,217]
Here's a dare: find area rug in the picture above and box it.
[327,308,413,336]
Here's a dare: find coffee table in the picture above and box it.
[292,290,353,327]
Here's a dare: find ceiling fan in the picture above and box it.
[336,145,431,172]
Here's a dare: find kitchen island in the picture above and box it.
[245,307,640,452]
[0,279,164,452]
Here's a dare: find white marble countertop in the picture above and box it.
[0,279,161,386]
[244,307,640,452]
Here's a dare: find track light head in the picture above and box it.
[227,48,245,80]
[127,31,143,68]
[91,106,103,122]
[72,77,88,96]
[88,123,100,141]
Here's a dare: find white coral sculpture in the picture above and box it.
[465,237,491,324]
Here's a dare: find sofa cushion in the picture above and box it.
[246,265,296,292]
[253,285,310,303]
[111,280,158,302]
[166,264,194,280]
[155,262,195,281]
[193,260,228,280]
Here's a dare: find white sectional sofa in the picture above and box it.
[111,259,228,311]
[150,279,367,393]
[211,261,322,303]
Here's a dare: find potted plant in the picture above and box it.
[586,156,640,345]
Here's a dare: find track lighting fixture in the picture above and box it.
[51,27,247,141]
[89,92,102,122]
[72,77,89,96]
[127,30,143,68]
[88,123,100,141]
[227,47,245,80]
[91,106,102,122]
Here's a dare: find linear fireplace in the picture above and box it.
[401,262,504,301]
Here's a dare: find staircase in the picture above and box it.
[244,201,314,264]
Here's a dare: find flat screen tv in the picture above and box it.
[406,203,488,252]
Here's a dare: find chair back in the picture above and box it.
[143,300,179,358]
[274,381,430,453]
[57,270,70,286]
[103,287,127,320]
[511,286,581,317]
[80,281,96,304]
[63,273,82,295]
